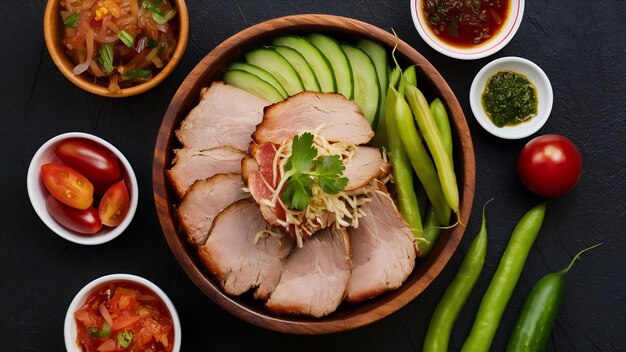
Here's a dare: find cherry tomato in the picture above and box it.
[518,134,583,197]
[99,180,130,227]
[46,195,102,234]
[41,163,94,209]
[55,138,121,195]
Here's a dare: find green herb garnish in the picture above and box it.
[116,330,133,348]
[63,12,79,28]
[89,323,111,338]
[482,71,538,127]
[142,1,163,15]
[99,43,114,74]
[118,30,134,48]
[281,133,348,210]
[121,69,152,80]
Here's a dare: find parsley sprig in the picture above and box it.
[280,133,348,210]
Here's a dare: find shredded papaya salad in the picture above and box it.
[60,0,178,93]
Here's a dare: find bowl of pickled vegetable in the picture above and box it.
[44,0,189,97]
[64,274,181,352]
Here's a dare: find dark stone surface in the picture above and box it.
[1,1,624,350]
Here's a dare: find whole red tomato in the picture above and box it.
[518,134,582,197]
[55,138,121,195]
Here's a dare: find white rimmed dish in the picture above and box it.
[64,274,181,352]
[27,132,138,245]
[410,0,525,60]
[469,56,553,139]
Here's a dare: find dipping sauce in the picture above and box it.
[422,0,510,47]
[60,0,179,94]
[482,70,538,127]
[74,282,174,351]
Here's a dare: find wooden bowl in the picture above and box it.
[43,0,189,98]
[153,14,475,334]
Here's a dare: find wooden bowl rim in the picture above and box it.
[43,0,189,98]
[153,14,475,334]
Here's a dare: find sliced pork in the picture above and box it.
[175,81,270,151]
[198,200,294,300]
[344,146,391,191]
[345,188,416,304]
[167,147,245,198]
[266,227,351,318]
[253,92,374,145]
[177,174,249,246]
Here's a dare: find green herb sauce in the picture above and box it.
[481,71,538,127]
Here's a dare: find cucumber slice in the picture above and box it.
[356,39,389,122]
[341,44,381,127]
[223,69,284,103]
[308,34,353,99]
[272,36,336,93]
[245,48,304,96]
[272,46,321,92]
[227,62,288,98]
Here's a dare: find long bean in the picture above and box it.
[373,67,401,148]
[423,200,490,352]
[386,86,424,248]
[421,204,448,256]
[406,85,459,214]
[430,98,453,163]
[398,66,416,96]
[394,78,450,226]
[461,203,547,352]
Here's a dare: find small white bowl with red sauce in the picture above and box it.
[64,274,181,352]
[27,132,138,245]
[411,0,525,60]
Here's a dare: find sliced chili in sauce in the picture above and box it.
[422,0,510,47]
[74,282,174,352]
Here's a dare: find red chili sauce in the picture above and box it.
[422,0,510,47]
[74,282,174,352]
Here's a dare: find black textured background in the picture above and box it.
[1,1,625,351]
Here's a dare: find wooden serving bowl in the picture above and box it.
[43,0,189,98]
[153,14,475,334]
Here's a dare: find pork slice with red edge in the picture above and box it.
[177,174,250,246]
[175,81,270,151]
[253,92,374,146]
[265,227,351,318]
[198,199,294,300]
[167,146,246,198]
[345,186,417,304]
[245,143,287,227]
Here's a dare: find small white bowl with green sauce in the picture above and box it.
[470,56,552,139]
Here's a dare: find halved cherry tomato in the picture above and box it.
[41,163,94,209]
[99,180,130,227]
[46,195,102,234]
[55,138,122,195]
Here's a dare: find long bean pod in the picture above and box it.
[461,203,547,352]
[506,243,602,352]
[373,67,401,148]
[405,85,459,214]
[423,200,490,352]
[394,78,450,226]
[386,86,424,249]
[430,98,453,163]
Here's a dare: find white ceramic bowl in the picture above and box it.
[64,274,181,352]
[411,0,525,60]
[27,132,138,245]
[469,56,553,139]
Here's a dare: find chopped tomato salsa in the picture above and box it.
[74,282,174,352]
